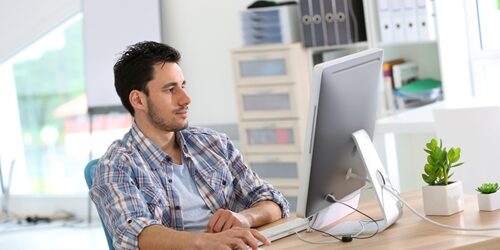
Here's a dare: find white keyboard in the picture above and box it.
[259,217,309,243]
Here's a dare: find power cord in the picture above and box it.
[294,193,380,245]
[325,194,379,239]
[382,184,500,231]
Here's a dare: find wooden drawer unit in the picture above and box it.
[239,120,302,153]
[231,43,309,86]
[245,154,301,188]
[236,85,301,120]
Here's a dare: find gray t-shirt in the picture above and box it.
[171,162,213,231]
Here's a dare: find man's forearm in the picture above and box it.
[240,201,282,228]
[138,224,202,250]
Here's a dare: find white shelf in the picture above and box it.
[376,40,437,48]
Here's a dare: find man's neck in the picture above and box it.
[135,118,181,164]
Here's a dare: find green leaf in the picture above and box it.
[448,148,461,163]
[422,174,434,185]
[476,183,500,194]
[422,138,464,186]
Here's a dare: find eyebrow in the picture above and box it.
[161,81,186,90]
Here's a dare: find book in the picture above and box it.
[382,59,405,111]
[395,78,442,101]
[392,62,418,109]
[392,62,418,89]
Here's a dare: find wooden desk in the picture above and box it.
[267,191,500,249]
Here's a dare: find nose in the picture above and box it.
[178,87,191,106]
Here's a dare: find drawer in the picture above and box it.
[239,120,302,153]
[243,34,283,45]
[233,50,294,85]
[236,85,299,120]
[241,9,281,24]
[245,154,301,188]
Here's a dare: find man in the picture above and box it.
[90,41,289,250]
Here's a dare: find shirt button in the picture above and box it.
[174,206,181,210]
[222,180,226,186]
[168,179,172,183]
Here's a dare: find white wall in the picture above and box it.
[160,0,253,125]
[0,0,80,63]
[434,0,474,100]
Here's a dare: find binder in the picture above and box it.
[377,0,393,43]
[416,0,436,41]
[391,0,405,42]
[311,0,326,46]
[322,0,339,45]
[403,0,418,41]
[335,0,350,44]
[299,0,314,47]
[392,62,418,109]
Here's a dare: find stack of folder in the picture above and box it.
[298,0,366,47]
[241,4,301,46]
[377,0,436,43]
[394,78,442,102]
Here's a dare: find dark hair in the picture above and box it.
[114,41,181,116]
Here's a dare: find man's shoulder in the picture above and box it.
[99,138,134,165]
[181,126,227,139]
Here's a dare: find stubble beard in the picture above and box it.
[147,99,188,132]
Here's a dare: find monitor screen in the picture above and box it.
[297,49,384,218]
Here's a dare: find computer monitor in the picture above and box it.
[296,48,402,235]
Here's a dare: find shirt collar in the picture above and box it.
[130,122,168,170]
[130,122,192,170]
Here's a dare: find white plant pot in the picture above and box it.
[477,192,500,211]
[422,181,464,216]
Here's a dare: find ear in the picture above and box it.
[129,90,147,112]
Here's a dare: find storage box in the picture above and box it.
[241,5,301,45]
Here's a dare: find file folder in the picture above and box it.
[403,0,418,41]
[311,0,326,46]
[322,0,339,45]
[299,0,314,47]
[334,0,350,44]
[391,0,405,42]
[416,0,436,41]
[377,0,393,43]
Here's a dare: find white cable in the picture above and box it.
[382,185,500,231]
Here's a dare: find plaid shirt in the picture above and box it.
[90,123,289,250]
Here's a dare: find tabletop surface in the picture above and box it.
[265,191,500,250]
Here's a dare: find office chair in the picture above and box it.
[84,159,115,250]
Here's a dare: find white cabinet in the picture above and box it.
[232,43,310,212]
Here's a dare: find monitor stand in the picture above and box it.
[326,129,403,236]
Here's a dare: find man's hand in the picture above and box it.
[196,227,270,250]
[207,209,252,233]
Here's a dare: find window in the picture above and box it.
[0,13,131,195]
[477,0,500,50]
[465,0,500,98]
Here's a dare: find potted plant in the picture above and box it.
[421,138,465,215]
[476,182,500,211]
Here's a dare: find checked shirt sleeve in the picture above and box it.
[90,156,162,250]
[224,135,290,218]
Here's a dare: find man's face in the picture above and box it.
[144,62,191,132]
